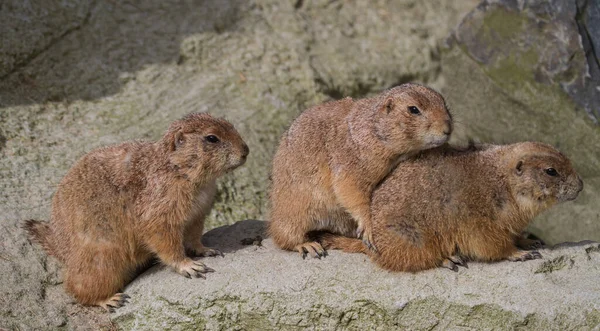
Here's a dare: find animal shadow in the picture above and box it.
[202,219,267,255]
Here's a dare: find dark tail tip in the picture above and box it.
[23,219,41,238]
[22,219,53,254]
[23,219,38,236]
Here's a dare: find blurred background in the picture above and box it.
[1,0,599,245]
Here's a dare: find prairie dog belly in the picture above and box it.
[187,180,217,222]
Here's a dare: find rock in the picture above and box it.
[5,219,599,330]
[117,221,600,329]
[0,0,93,78]
[259,1,479,98]
[575,0,600,121]
[441,0,600,245]
[0,219,114,330]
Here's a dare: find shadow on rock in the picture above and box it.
[551,240,599,249]
[202,219,267,254]
[0,0,245,107]
[132,220,267,283]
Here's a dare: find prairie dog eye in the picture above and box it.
[544,168,558,177]
[408,106,421,115]
[205,135,220,143]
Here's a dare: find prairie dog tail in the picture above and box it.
[23,219,55,256]
[315,232,370,255]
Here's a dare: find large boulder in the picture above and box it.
[7,220,599,330]
[115,221,600,330]
[441,0,600,245]
[3,219,599,330]
[112,221,600,330]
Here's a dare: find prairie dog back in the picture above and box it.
[269,83,453,257]
[320,142,583,272]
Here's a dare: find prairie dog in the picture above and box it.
[24,113,249,311]
[319,142,583,271]
[269,83,453,257]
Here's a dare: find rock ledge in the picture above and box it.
[113,220,600,330]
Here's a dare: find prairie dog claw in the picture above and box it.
[174,259,213,278]
[295,242,327,259]
[508,250,542,262]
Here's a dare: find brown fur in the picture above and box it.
[319,142,583,272]
[268,83,453,257]
[23,113,249,311]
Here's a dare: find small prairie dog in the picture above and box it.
[24,113,249,311]
[269,83,453,257]
[319,142,583,272]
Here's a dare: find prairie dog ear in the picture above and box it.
[515,160,524,176]
[163,126,183,151]
[382,97,394,114]
[174,131,185,150]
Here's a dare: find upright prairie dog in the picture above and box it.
[319,142,583,272]
[268,83,453,257]
[24,113,249,311]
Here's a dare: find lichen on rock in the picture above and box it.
[442,0,600,245]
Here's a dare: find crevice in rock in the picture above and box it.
[585,244,600,260]
[313,77,371,100]
[576,0,600,76]
[574,0,600,122]
[294,0,304,10]
[0,0,97,81]
[534,255,575,274]
[0,131,6,152]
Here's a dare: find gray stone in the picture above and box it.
[441,0,600,245]
[4,219,600,330]
[0,218,114,330]
[107,221,600,330]
[0,0,93,78]
[575,0,600,120]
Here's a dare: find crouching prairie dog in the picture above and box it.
[24,113,249,311]
[318,142,583,272]
[268,83,453,257]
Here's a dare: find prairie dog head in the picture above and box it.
[507,142,583,213]
[163,113,249,180]
[373,83,452,154]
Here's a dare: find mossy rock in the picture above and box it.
[441,0,600,244]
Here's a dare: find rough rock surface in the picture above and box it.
[441,0,600,244]
[0,0,93,78]
[3,219,600,330]
[1,218,115,330]
[12,219,600,330]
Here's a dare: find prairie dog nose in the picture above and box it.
[241,144,250,158]
[442,119,453,136]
